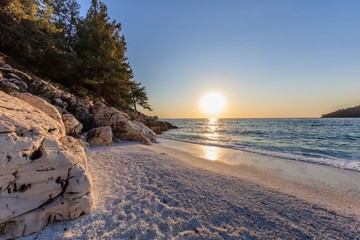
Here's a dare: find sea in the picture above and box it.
[161,118,360,172]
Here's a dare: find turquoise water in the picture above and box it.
[161,118,360,172]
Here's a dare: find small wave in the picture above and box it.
[160,136,360,172]
[237,146,360,172]
[162,118,360,172]
[233,129,267,136]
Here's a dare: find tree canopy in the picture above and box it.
[0,0,152,111]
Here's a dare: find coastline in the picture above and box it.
[21,140,360,239]
[154,138,360,217]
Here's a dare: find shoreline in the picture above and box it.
[159,135,360,173]
[153,138,360,218]
[21,141,360,239]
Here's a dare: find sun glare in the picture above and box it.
[200,92,226,116]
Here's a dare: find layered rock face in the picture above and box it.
[0,91,92,239]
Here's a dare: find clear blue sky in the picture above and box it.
[78,0,360,118]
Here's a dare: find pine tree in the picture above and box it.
[51,0,80,51]
[75,0,134,107]
[0,0,57,60]
[40,0,81,84]
[0,0,152,111]
[130,81,153,111]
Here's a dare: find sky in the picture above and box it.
[78,0,360,118]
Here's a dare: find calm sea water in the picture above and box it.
[161,118,360,172]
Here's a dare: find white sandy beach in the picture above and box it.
[21,139,360,239]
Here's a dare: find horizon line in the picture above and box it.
[158,117,327,120]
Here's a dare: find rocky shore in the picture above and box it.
[0,56,176,239]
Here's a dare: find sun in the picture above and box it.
[200,92,226,116]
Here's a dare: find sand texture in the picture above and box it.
[21,143,360,239]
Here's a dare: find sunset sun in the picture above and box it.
[200,92,226,116]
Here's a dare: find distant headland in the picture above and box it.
[321,105,360,118]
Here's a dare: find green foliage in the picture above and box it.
[0,0,152,111]
[129,81,153,111]
[0,0,57,62]
[51,0,80,50]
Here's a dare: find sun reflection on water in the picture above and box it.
[202,145,219,161]
[209,118,217,124]
[205,118,219,140]
[202,118,221,160]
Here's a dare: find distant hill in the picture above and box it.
[321,105,360,118]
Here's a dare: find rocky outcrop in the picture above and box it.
[0,91,92,239]
[124,109,178,134]
[0,65,31,82]
[62,114,83,137]
[86,126,113,147]
[0,57,177,146]
[132,121,157,143]
[91,103,157,145]
[0,63,93,130]
[25,77,93,130]
[0,78,21,93]
[10,92,64,127]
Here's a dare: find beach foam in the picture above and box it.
[162,136,360,172]
[162,118,360,172]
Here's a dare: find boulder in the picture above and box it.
[10,92,65,131]
[123,108,178,134]
[52,97,68,112]
[0,91,92,239]
[0,66,31,81]
[91,103,156,144]
[78,135,90,150]
[132,121,157,143]
[7,78,28,92]
[87,126,113,147]
[5,73,22,81]
[62,114,83,137]
[24,77,93,130]
[0,78,20,93]
[59,136,87,168]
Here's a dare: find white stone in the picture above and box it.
[10,92,65,134]
[0,91,92,239]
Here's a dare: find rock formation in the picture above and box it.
[91,103,157,145]
[0,44,179,238]
[86,126,113,147]
[124,109,178,134]
[0,56,177,147]
[62,114,83,137]
[0,91,92,239]
[10,92,64,127]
